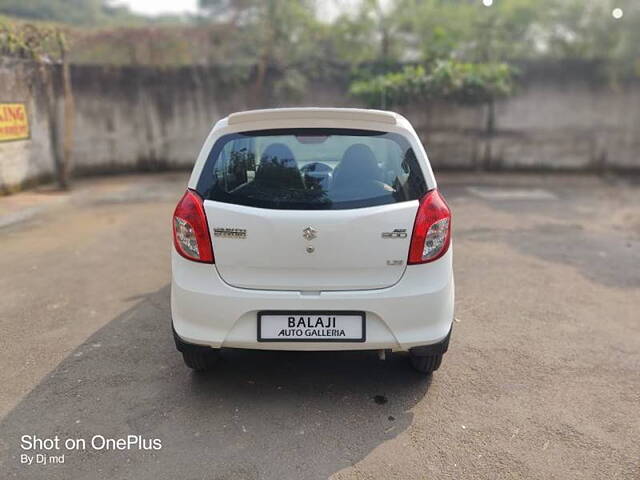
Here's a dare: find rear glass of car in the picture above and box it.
[196,128,428,210]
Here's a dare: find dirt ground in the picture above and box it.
[0,172,638,479]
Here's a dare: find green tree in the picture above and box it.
[199,0,336,103]
[0,0,137,25]
[350,60,516,108]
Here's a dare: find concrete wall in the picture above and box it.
[68,64,352,175]
[401,72,640,171]
[0,60,57,192]
[1,59,639,192]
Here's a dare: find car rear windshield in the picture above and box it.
[196,128,428,210]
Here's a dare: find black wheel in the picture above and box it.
[409,353,443,374]
[173,326,219,371]
[181,348,219,371]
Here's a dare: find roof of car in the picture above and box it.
[226,108,400,126]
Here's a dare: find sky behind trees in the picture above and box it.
[111,0,360,18]
[111,0,198,15]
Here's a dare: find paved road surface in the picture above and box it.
[0,173,638,479]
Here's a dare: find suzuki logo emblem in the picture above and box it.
[302,226,317,241]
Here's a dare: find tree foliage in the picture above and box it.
[197,0,341,99]
[0,20,67,60]
[350,61,516,108]
[0,0,139,26]
[1,0,639,87]
[331,0,639,76]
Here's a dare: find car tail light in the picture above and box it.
[408,189,451,264]
[172,190,214,263]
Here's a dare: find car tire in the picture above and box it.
[409,353,443,374]
[181,349,219,371]
[173,325,219,371]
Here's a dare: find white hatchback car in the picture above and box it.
[171,108,453,374]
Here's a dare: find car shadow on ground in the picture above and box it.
[0,285,431,480]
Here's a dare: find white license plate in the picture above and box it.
[258,311,365,342]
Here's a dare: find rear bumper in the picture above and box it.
[171,247,454,352]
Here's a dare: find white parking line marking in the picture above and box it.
[467,186,557,200]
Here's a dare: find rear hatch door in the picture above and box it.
[206,200,417,291]
[197,127,429,291]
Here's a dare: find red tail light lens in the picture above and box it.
[408,189,451,264]
[172,190,214,263]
